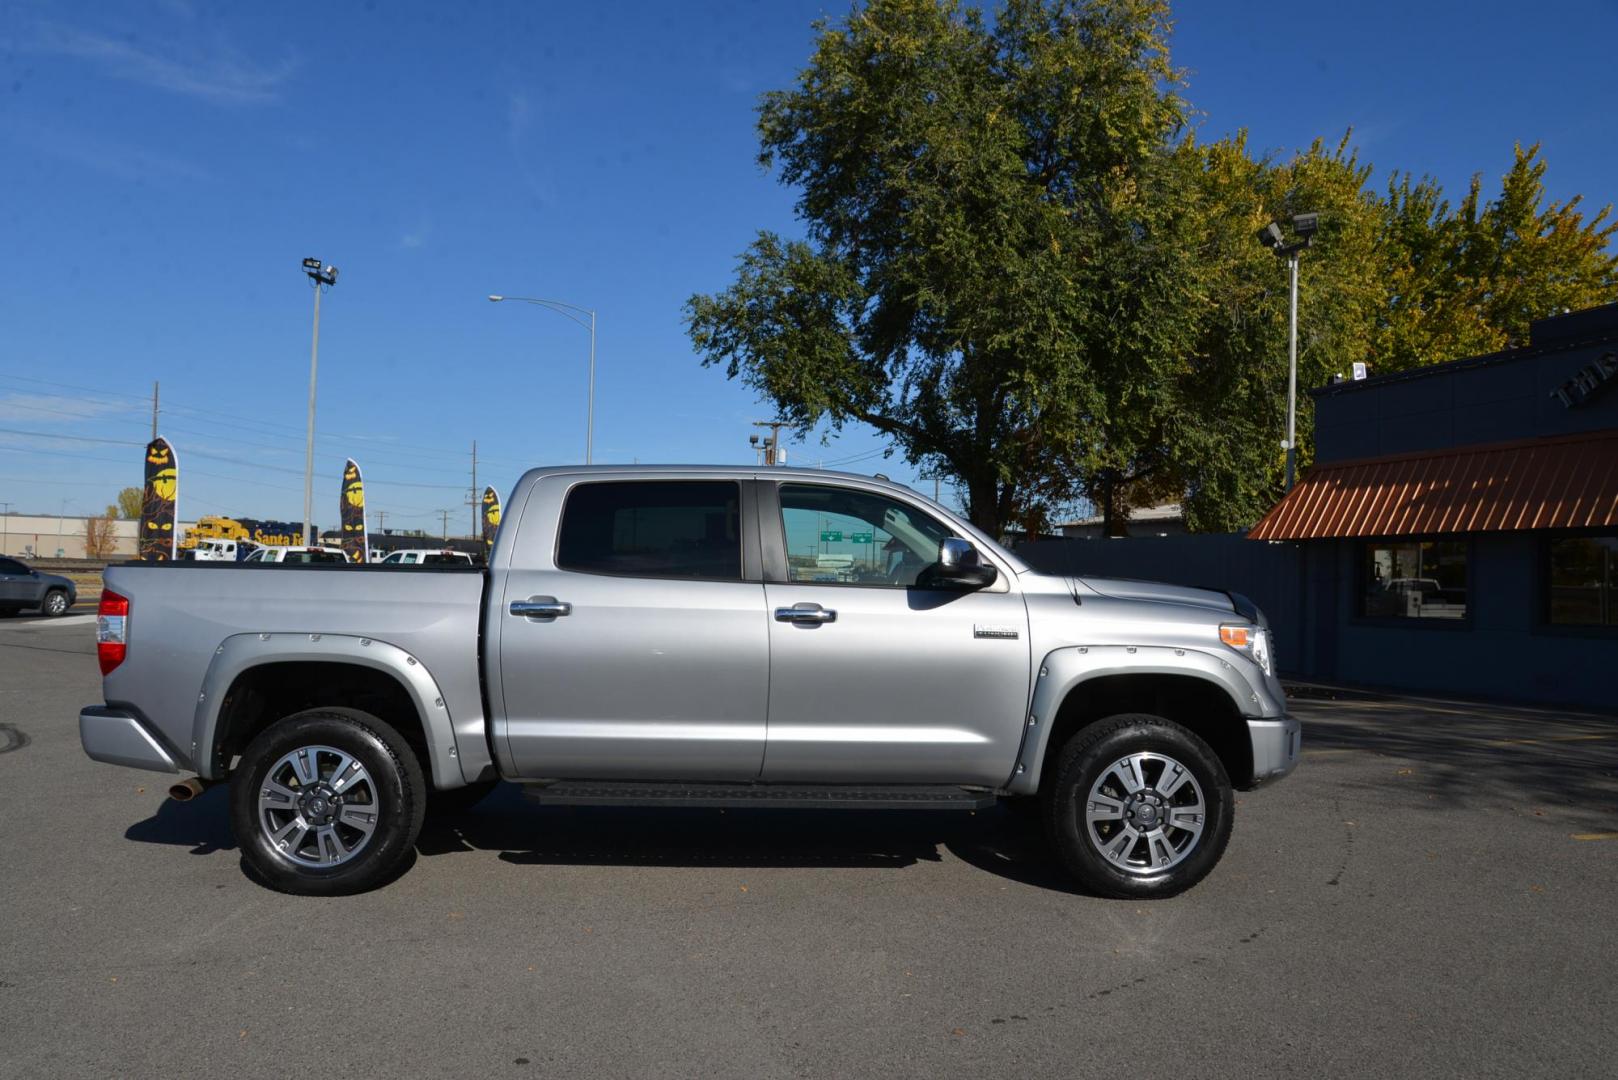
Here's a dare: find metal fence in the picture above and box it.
[1015,534,1309,676]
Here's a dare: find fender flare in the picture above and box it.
[191,632,465,788]
[1002,645,1263,796]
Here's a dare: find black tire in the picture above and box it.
[427,778,498,819]
[229,707,426,896]
[1000,794,1043,821]
[1042,712,1233,900]
[41,590,70,617]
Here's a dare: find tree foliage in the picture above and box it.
[688,0,1618,536]
[84,507,118,559]
[115,486,142,520]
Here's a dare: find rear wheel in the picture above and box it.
[41,590,69,617]
[230,708,426,896]
[1043,713,1233,899]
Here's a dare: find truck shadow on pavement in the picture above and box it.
[121,781,1083,892]
[123,784,236,855]
[420,784,1078,889]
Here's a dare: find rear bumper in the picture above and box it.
[79,706,178,774]
[1248,714,1301,784]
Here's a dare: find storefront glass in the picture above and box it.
[1362,540,1469,619]
[1547,536,1618,626]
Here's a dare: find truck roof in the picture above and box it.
[510,464,1029,575]
[514,463,924,494]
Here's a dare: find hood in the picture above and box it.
[1076,576,1236,615]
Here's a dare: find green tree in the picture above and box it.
[1374,143,1617,370]
[115,486,142,519]
[690,1,1617,536]
[688,0,1193,536]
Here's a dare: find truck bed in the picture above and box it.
[98,562,488,783]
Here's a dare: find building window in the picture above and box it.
[1547,536,1618,626]
[1362,540,1468,620]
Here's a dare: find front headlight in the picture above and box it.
[1251,626,1272,677]
[1219,623,1273,677]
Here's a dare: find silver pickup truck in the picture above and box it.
[81,466,1299,897]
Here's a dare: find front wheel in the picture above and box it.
[41,590,70,617]
[229,708,426,896]
[1043,713,1233,899]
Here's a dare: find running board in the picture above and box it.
[523,781,998,811]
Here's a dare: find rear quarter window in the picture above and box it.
[556,480,741,580]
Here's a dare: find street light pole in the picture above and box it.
[1286,252,1300,491]
[300,258,339,546]
[1256,214,1317,492]
[488,295,596,464]
[302,281,322,547]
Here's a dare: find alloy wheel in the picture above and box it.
[1083,752,1207,875]
[256,744,380,868]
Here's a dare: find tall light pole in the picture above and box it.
[488,295,596,464]
[1257,213,1317,490]
[301,257,339,545]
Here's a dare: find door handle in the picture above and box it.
[774,603,836,625]
[511,597,572,619]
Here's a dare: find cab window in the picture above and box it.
[777,484,951,587]
[557,480,741,580]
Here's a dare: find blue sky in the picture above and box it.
[2,0,1615,533]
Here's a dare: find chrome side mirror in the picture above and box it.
[931,538,997,589]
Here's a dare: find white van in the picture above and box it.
[243,546,349,565]
[377,549,475,567]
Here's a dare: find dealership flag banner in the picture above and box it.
[482,485,501,554]
[340,458,367,563]
[139,436,179,561]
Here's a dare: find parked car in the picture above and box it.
[377,549,475,566]
[242,546,348,564]
[79,465,1298,897]
[0,556,77,616]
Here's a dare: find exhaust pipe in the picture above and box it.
[168,777,217,802]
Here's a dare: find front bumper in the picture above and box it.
[80,706,178,774]
[1247,714,1301,784]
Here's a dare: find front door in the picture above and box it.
[496,478,769,781]
[0,558,33,604]
[760,482,1030,786]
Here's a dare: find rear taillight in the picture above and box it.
[97,589,129,676]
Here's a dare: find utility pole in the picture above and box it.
[467,440,479,541]
[150,381,159,441]
[300,258,339,545]
[750,420,787,466]
[1,501,11,557]
[438,508,452,543]
[375,509,387,534]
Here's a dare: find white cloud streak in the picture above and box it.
[25,22,297,105]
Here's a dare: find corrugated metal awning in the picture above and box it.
[1248,431,1618,540]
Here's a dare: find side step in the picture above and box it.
[524,781,998,811]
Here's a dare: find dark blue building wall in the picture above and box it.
[1011,306,1618,713]
[1321,533,1616,709]
[1314,306,1618,463]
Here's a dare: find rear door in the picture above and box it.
[759,481,1031,785]
[495,476,769,780]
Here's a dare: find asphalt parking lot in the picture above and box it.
[2,614,1614,1079]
